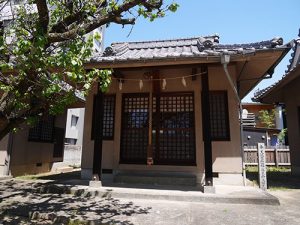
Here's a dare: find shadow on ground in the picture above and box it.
[37,170,82,180]
[18,170,89,186]
[0,179,151,225]
[22,170,202,192]
[247,170,300,190]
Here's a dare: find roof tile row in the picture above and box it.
[91,35,286,63]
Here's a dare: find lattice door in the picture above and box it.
[120,93,149,163]
[153,92,196,165]
[120,92,195,165]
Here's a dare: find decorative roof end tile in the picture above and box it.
[213,34,220,43]
[198,35,219,50]
[271,37,283,47]
[102,47,116,57]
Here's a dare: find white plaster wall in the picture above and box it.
[65,108,85,145]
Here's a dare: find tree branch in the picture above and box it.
[48,0,147,43]
[50,11,86,33]
[35,0,49,33]
[49,0,107,33]
[113,17,135,25]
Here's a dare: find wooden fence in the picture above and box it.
[244,146,290,166]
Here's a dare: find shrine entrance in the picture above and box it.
[120,92,196,165]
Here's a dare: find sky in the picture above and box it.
[104,0,300,102]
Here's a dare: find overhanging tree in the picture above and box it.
[0,0,178,140]
[258,109,276,128]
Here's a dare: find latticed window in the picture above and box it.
[152,92,196,165]
[120,93,149,163]
[102,95,116,140]
[209,91,230,141]
[28,115,55,142]
[92,94,116,140]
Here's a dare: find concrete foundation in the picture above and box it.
[202,185,216,194]
[114,172,197,186]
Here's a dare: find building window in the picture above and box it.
[92,94,116,140]
[71,115,79,127]
[209,91,230,141]
[102,95,116,139]
[65,138,77,145]
[28,115,55,142]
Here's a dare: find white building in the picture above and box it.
[65,108,85,145]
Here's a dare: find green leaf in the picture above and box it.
[168,3,179,12]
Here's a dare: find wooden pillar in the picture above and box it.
[146,71,160,165]
[153,74,161,163]
[201,65,213,186]
[147,77,154,165]
[92,85,104,180]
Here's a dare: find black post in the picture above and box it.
[201,65,213,186]
[92,85,104,180]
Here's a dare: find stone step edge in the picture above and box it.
[36,184,280,206]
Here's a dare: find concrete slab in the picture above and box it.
[89,180,102,188]
[91,185,278,205]
[30,180,279,206]
[52,166,74,173]
[202,185,216,194]
[0,175,12,181]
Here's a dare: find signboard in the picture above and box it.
[257,143,267,191]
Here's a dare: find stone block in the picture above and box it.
[202,185,216,194]
[89,180,102,188]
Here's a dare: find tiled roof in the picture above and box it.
[91,35,286,63]
[253,31,300,101]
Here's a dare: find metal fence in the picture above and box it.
[244,146,290,166]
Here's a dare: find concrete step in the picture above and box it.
[53,166,74,173]
[31,181,280,206]
[114,173,197,186]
